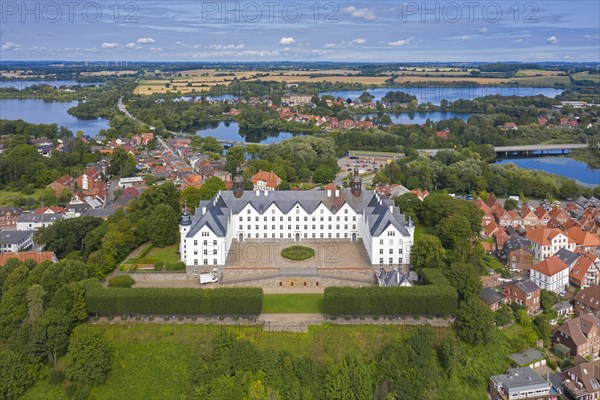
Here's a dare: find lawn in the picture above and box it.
[125,244,180,265]
[0,188,46,206]
[572,71,600,83]
[262,294,324,314]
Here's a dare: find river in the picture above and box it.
[496,157,599,187]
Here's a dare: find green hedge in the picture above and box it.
[323,268,457,316]
[82,280,262,315]
[108,274,135,288]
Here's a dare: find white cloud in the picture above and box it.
[324,38,367,49]
[546,36,558,45]
[342,6,376,20]
[176,41,186,47]
[125,43,136,49]
[387,38,412,47]
[100,42,119,49]
[29,46,47,51]
[479,27,488,34]
[460,35,471,40]
[150,47,163,52]
[209,44,246,50]
[514,38,523,43]
[1,41,22,51]
[137,37,156,44]
[279,37,296,45]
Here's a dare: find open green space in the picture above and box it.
[262,293,324,314]
[281,245,315,261]
[0,188,46,206]
[572,71,600,83]
[125,244,180,265]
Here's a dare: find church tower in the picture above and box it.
[351,164,362,197]
[233,166,245,198]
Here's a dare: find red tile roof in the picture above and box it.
[531,256,569,276]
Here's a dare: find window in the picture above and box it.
[379,249,384,254]
[379,258,384,266]
[194,259,198,265]
[194,240,198,245]
[247,209,251,214]
[213,240,217,245]
[203,249,208,255]
[239,217,243,222]
[213,249,217,255]
[380,239,384,245]
[239,225,242,230]
[389,249,393,254]
[264,225,267,230]
[389,258,393,266]
[203,259,208,265]
[247,217,251,221]
[203,240,207,246]
[213,259,218,265]
[247,225,251,230]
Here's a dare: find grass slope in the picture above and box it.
[262,294,324,314]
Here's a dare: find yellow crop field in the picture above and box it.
[514,69,562,77]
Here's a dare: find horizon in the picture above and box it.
[1,1,599,63]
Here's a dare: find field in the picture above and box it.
[262,294,324,313]
[572,71,600,83]
[509,75,572,86]
[0,188,46,206]
[124,244,180,265]
[514,69,563,77]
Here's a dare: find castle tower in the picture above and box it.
[351,164,362,197]
[179,203,192,260]
[233,166,244,198]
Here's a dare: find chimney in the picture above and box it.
[335,189,339,197]
[327,190,332,197]
[263,190,268,196]
[395,268,400,284]
[256,190,260,197]
[201,207,206,215]
[389,205,393,213]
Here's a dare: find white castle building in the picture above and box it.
[179,167,415,269]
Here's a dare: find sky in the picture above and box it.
[1,1,599,62]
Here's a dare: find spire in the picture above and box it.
[233,166,244,198]
[180,201,192,226]
[351,163,362,198]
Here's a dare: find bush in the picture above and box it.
[108,275,135,288]
[154,261,165,271]
[82,279,263,315]
[165,261,186,271]
[282,245,315,261]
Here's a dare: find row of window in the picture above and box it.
[240,216,356,222]
[379,248,403,255]
[243,232,353,239]
[247,207,351,215]
[192,259,218,265]
[238,224,357,231]
[379,258,403,266]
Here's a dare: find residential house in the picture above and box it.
[47,174,74,196]
[552,313,600,358]
[377,267,413,287]
[552,301,573,320]
[0,251,58,266]
[410,188,430,201]
[500,122,519,131]
[251,170,281,191]
[475,198,494,226]
[534,205,552,225]
[480,287,506,311]
[527,228,576,261]
[118,176,145,189]
[574,285,600,317]
[16,213,63,231]
[566,226,600,254]
[530,256,570,294]
[503,279,541,315]
[549,206,571,225]
[34,206,65,215]
[0,230,33,252]
[489,367,557,400]
[0,207,22,228]
[502,236,535,271]
[509,349,547,369]
[76,167,101,191]
[435,128,449,139]
[562,359,600,400]
[570,253,600,288]
[519,205,540,226]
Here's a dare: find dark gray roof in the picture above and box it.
[379,268,412,287]
[17,214,63,223]
[186,190,410,238]
[83,208,116,218]
[490,368,550,393]
[509,349,545,367]
[0,207,22,214]
[0,230,32,244]
[555,248,579,266]
[552,301,573,312]
[504,236,533,254]
[66,203,91,213]
[480,287,505,305]
[507,279,540,295]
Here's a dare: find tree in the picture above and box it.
[65,325,111,385]
[454,298,495,345]
[26,284,46,321]
[31,308,72,366]
[0,350,44,399]
[145,204,179,247]
[394,193,423,222]
[314,165,336,184]
[504,198,518,210]
[109,146,136,177]
[201,136,225,154]
[558,180,580,199]
[324,353,373,400]
[443,262,481,302]
[34,217,103,258]
[410,234,446,273]
[435,214,474,250]
[225,146,246,174]
[182,186,202,211]
[199,177,226,200]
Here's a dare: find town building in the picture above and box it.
[570,253,600,288]
[480,287,506,311]
[574,285,600,317]
[502,236,535,271]
[16,213,63,231]
[562,358,600,400]
[0,230,33,253]
[552,313,600,358]
[503,279,541,315]
[527,228,576,261]
[179,168,415,270]
[489,367,557,400]
[251,170,281,191]
[0,207,22,229]
[530,256,570,294]
[0,251,57,266]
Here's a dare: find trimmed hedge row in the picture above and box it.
[323,268,457,316]
[82,279,263,315]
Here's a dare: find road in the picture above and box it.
[117,97,190,167]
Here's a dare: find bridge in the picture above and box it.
[418,143,589,157]
[218,140,268,149]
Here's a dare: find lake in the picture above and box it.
[320,87,564,106]
[0,80,103,89]
[369,111,471,124]
[196,121,298,144]
[0,99,110,136]
[496,157,599,187]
